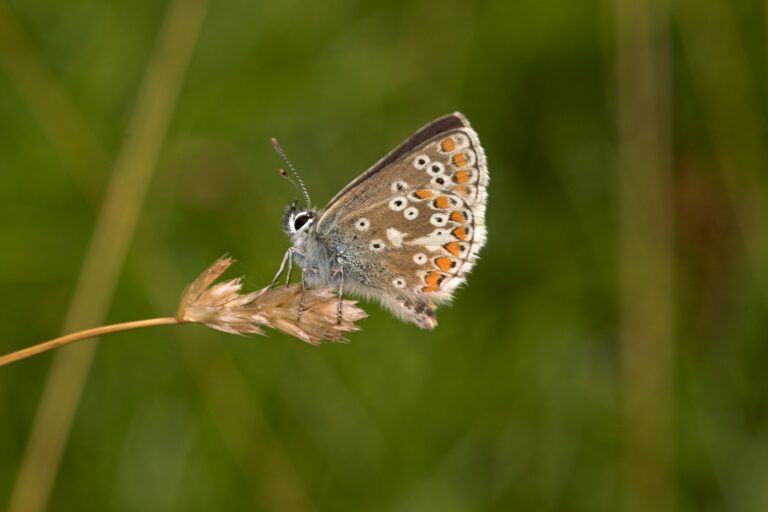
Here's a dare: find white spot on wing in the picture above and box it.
[407,230,456,251]
[413,155,430,170]
[386,227,406,247]
[391,180,408,192]
[369,239,385,252]
[427,162,445,175]
[355,217,370,231]
[430,213,448,226]
[431,175,449,188]
[453,133,470,149]
[389,196,407,211]
[403,206,419,220]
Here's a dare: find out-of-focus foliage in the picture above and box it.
[0,0,766,510]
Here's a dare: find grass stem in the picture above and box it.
[0,317,181,367]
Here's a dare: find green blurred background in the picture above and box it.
[1,0,767,510]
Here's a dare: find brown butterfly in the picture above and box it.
[273,113,488,329]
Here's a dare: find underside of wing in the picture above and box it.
[316,114,489,322]
[322,112,470,210]
[355,189,483,302]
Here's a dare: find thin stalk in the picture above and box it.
[0,317,181,367]
[7,2,208,510]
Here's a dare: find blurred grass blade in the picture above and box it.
[676,0,768,300]
[615,0,675,510]
[0,1,108,198]
[134,240,318,511]
[7,1,208,511]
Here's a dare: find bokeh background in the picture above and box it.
[1,0,767,510]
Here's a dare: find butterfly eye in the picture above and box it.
[293,213,312,231]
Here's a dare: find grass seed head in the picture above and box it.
[177,257,366,344]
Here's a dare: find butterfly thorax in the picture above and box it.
[282,204,339,287]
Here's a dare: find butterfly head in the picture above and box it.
[272,137,318,245]
[282,200,317,243]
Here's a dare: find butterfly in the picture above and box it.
[272,112,488,329]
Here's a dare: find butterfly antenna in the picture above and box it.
[271,137,312,206]
[277,168,300,193]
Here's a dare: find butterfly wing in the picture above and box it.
[315,113,488,328]
[322,113,469,209]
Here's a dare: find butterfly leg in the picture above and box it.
[296,267,319,321]
[270,247,295,287]
[297,267,310,320]
[330,266,345,324]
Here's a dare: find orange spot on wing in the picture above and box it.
[421,285,440,293]
[450,210,465,223]
[453,170,470,184]
[434,256,453,272]
[433,196,450,209]
[424,271,443,287]
[415,189,434,199]
[453,185,469,196]
[452,153,467,167]
[441,137,456,152]
[453,226,468,241]
[443,242,461,257]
